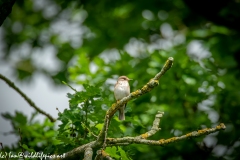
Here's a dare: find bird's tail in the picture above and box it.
[118,105,126,120]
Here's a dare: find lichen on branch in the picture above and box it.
[62,57,226,160]
[97,57,174,142]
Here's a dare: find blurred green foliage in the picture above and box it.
[1,111,56,153]
[1,0,240,159]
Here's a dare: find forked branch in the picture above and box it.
[107,123,226,146]
[96,57,174,143]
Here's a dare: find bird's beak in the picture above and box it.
[128,78,133,81]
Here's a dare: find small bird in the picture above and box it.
[114,76,131,120]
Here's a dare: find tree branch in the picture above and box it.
[0,73,56,122]
[102,115,110,149]
[0,0,16,26]
[63,141,97,160]
[83,147,93,160]
[63,57,174,159]
[107,123,226,146]
[62,57,225,160]
[137,111,164,139]
[64,110,225,160]
[94,150,114,160]
[96,57,174,143]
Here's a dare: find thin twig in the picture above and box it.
[62,81,77,92]
[106,143,129,147]
[56,107,62,114]
[81,122,98,138]
[84,99,89,139]
[0,73,56,122]
[18,128,25,160]
[0,142,9,160]
[137,111,164,139]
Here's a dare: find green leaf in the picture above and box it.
[95,123,103,131]
[44,145,55,154]
[67,93,74,98]
[105,146,120,159]
[21,144,35,152]
[118,147,130,160]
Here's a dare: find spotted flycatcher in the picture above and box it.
[114,76,131,120]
